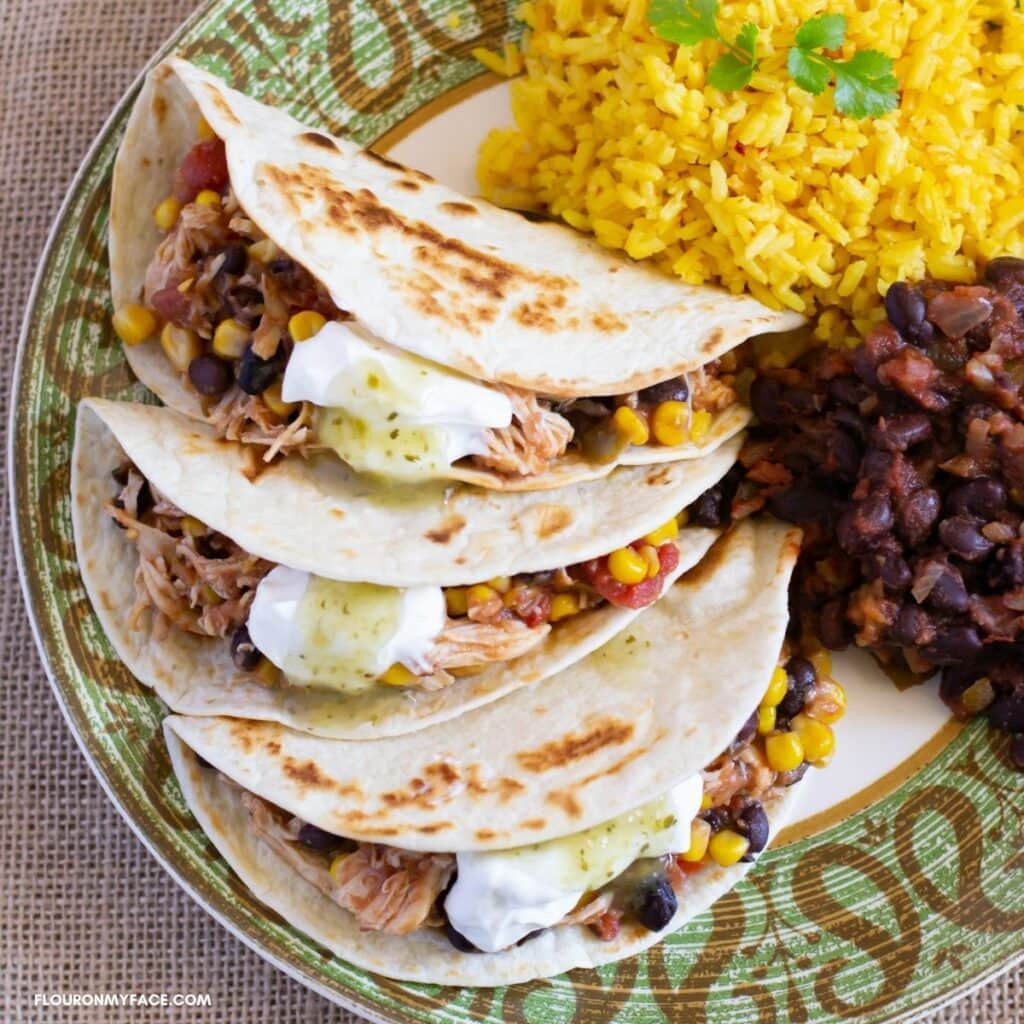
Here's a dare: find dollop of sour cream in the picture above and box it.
[444,775,704,953]
[247,566,446,691]
[281,321,513,480]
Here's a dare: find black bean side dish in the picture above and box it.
[739,257,1024,769]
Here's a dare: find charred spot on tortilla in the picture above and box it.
[282,757,330,789]
[699,326,726,356]
[424,514,466,544]
[426,760,460,785]
[475,828,498,841]
[645,466,673,487]
[202,83,240,126]
[362,149,408,173]
[440,201,479,217]
[516,717,634,772]
[534,504,573,539]
[265,740,281,756]
[229,719,258,754]
[546,790,583,817]
[329,508,345,520]
[299,131,338,152]
[152,94,168,123]
[416,822,453,834]
[396,179,421,191]
[591,310,628,333]
[521,817,547,830]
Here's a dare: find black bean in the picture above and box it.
[916,558,970,613]
[267,256,297,277]
[892,605,933,646]
[749,376,782,424]
[228,285,265,328]
[1009,733,1024,771]
[984,256,1024,286]
[776,762,809,787]
[938,516,994,562]
[828,376,870,407]
[296,823,344,853]
[884,282,927,338]
[734,800,770,858]
[870,414,932,452]
[630,875,678,932]
[690,487,728,528]
[946,477,1007,519]
[989,542,1024,590]
[875,550,912,589]
[825,428,862,480]
[638,376,689,406]
[699,807,729,833]
[767,484,836,524]
[230,625,262,672]
[837,492,894,555]
[188,354,233,396]
[988,689,1024,732]
[728,712,757,754]
[922,625,982,665]
[897,488,941,547]
[779,386,820,418]
[444,922,483,954]
[237,344,285,395]
[779,657,816,719]
[217,243,248,277]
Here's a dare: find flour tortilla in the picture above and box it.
[110,58,800,488]
[164,518,801,853]
[166,724,802,986]
[73,398,735,737]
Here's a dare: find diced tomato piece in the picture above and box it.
[149,286,192,324]
[588,909,622,941]
[506,585,553,628]
[673,854,707,876]
[173,139,229,203]
[576,541,680,609]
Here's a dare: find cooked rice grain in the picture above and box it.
[477,0,1024,343]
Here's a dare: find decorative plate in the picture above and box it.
[11,1,1024,1021]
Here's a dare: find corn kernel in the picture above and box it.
[810,649,832,676]
[488,576,512,594]
[288,310,327,343]
[639,544,661,579]
[197,116,216,141]
[467,583,498,607]
[112,304,157,347]
[651,401,690,446]
[757,705,776,734]
[765,731,805,773]
[806,678,847,724]
[380,662,417,686]
[445,587,468,616]
[644,517,679,546]
[792,714,835,764]
[680,818,712,862]
[159,322,202,372]
[195,189,221,207]
[763,666,789,708]
[612,405,650,446]
[212,318,250,359]
[253,656,279,686]
[708,828,750,867]
[608,546,647,584]
[181,516,207,537]
[549,593,580,622]
[248,238,278,263]
[153,196,181,231]
[262,380,297,418]
[700,792,713,810]
[690,409,713,443]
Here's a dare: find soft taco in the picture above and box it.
[163,520,832,985]
[109,57,802,491]
[73,398,737,738]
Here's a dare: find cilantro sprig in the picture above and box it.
[648,2,900,119]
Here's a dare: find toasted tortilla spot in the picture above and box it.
[283,757,330,789]
[299,131,338,152]
[363,150,407,173]
[700,326,725,356]
[475,828,497,841]
[425,760,460,785]
[229,720,257,754]
[204,84,240,126]
[329,508,344,519]
[417,822,453,834]
[516,717,634,773]
[153,96,167,123]
[265,740,281,756]
[546,790,583,817]
[521,817,547,830]
[396,179,421,191]
[424,514,465,544]
[440,201,478,216]
[645,466,672,487]
[534,504,573,539]
[591,310,628,333]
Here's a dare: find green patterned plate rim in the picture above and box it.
[10,1,1024,1021]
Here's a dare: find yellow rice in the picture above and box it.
[476,0,1024,343]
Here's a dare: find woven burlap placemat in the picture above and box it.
[0,2,1019,1022]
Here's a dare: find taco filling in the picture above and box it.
[108,461,689,693]
[112,133,738,481]
[203,652,841,952]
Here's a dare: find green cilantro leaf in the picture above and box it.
[648,0,721,46]
[832,50,899,117]
[787,47,831,95]
[795,13,846,52]
[735,22,759,58]
[709,52,756,91]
